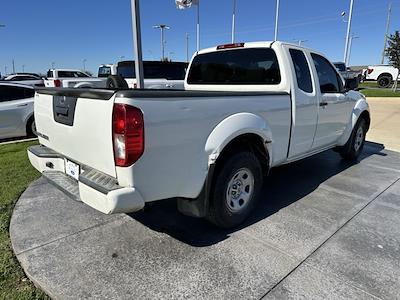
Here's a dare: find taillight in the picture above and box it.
[54,79,61,87]
[217,43,245,50]
[112,104,144,167]
[367,68,374,74]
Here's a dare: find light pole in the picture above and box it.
[347,34,359,66]
[186,33,190,63]
[22,64,25,72]
[293,39,308,46]
[153,24,170,61]
[343,0,355,65]
[12,59,15,73]
[82,59,87,71]
[4,66,7,75]
[130,0,144,88]
[274,0,280,41]
[381,1,392,64]
[231,0,236,43]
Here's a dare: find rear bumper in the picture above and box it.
[27,145,145,214]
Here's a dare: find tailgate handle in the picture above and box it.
[55,106,69,116]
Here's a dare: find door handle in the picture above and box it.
[165,84,173,88]
[17,103,28,107]
[319,102,328,107]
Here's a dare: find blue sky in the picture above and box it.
[1,0,399,74]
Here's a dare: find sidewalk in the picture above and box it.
[367,97,400,152]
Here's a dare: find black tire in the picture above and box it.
[106,75,128,89]
[338,118,367,161]
[207,151,263,228]
[377,75,392,88]
[26,117,36,137]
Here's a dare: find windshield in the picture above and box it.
[334,63,346,72]
[117,62,188,80]
[98,66,112,77]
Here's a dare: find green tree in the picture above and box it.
[385,31,400,91]
[386,31,400,69]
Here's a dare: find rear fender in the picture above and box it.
[205,113,273,165]
[337,98,370,146]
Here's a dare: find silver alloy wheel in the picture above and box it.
[354,125,364,152]
[226,168,254,213]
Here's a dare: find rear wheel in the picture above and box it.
[339,118,367,161]
[207,151,263,228]
[26,117,36,137]
[377,75,392,88]
[106,75,128,89]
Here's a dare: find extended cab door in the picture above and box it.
[286,47,319,158]
[310,53,352,148]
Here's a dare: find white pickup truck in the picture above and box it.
[29,41,370,228]
[45,69,106,88]
[364,65,400,88]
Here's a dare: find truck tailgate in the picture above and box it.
[34,88,117,177]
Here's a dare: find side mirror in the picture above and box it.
[345,78,358,91]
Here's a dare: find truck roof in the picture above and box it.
[197,41,314,55]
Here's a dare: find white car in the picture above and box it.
[29,41,370,228]
[0,83,35,139]
[44,69,106,88]
[98,61,188,89]
[364,65,400,88]
[2,73,44,87]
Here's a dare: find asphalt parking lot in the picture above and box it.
[10,142,400,299]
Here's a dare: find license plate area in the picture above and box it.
[65,159,80,180]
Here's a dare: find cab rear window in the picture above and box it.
[187,48,281,85]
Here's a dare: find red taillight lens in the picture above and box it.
[54,79,61,87]
[112,104,144,167]
[367,68,374,74]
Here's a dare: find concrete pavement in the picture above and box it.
[10,142,400,299]
[367,97,400,152]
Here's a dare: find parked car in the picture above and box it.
[364,65,400,88]
[44,69,106,88]
[29,41,370,228]
[98,61,188,89]
[1,73,44,87]
[0,83,36,139]
[333,62,362,87]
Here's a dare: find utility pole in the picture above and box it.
[231,0,236,43]
[12,59,15,73]
[381,1,392,64]
[130,0,144,88]
[274,0,280,41]
[22,64,25,72]
[153,24,170,61]
[343,0,354,65]
[4,66,7,75]
[83,59,87,71]
[186,33,190,63]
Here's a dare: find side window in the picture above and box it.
[311,53,341,93]
[289,49,313,93]
[0,86,30,102]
